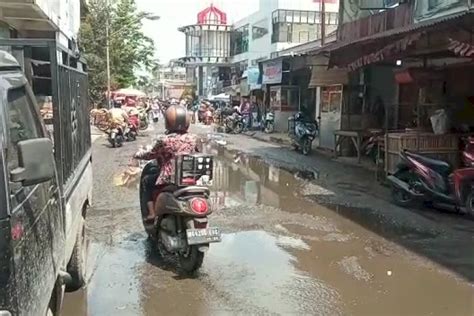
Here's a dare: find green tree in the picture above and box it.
[78,0,108,105]
[79,0,155,104]
[110,0,155,88]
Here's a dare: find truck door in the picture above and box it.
[5,85,63,315]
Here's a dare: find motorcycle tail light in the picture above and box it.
[182,177,196,185]
[190,198,208,214]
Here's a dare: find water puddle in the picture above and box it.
[201,231,341,315]
[64,138,474,316]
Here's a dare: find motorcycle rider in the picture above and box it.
[109,99,129,130]
[134,105,198,222]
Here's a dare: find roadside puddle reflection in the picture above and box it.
[202,230,341,316]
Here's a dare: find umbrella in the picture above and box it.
[112,88,146,97]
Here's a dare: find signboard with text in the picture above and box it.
[262,60,282,85]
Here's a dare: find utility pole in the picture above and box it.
[105,0,111,108]
[321,0,326,46]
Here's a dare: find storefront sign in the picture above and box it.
[262,59,282,84]
[247,67,261,90]
[240,78,250,96]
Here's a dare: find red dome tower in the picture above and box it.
[197,4,227,25]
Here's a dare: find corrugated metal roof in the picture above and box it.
[330,10,472,52]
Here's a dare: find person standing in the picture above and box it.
[240,97,251,128]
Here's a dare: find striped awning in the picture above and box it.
[448,38,474,57]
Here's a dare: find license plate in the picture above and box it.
[186,227,221,245]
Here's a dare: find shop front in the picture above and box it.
[329,12,474,174]
[261,57,300,132]
[308,54,349,149]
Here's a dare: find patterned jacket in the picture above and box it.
[134,133,198,185]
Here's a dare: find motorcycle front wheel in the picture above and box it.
[390,170,419,207]
[264,121,274,134]
[302,138,312,155]
[234,122,244,134]
[179,245,204,273]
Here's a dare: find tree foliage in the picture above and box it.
[79,0,155,104]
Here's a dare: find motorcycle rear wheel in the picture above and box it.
[128,132,137,141]
[179,246,204,273]
[302,138,312,155]
[264,122,274,134]
[140,120,149,131]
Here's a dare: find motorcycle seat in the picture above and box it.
[405,151,452,176]
[174,186,210,198]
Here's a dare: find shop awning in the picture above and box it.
[309,56,349,87]
[330,11,473,70]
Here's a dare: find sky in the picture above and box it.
[136,0,260,63]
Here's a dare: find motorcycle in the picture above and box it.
[151,108,160,123]
[462,136,474,167]
[204,109,214,125]
[126,116,139,141]
[108,124,125,148]
[387,140,474,215]
[138,108,149,130]
[288,113,318,155]
[224,113,244,134]
[139,154,221,273]
[263,110,275,134]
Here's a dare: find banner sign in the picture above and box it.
[262,59,283,84]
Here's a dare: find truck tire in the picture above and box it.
[66,217,87,292]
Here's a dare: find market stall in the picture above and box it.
[382,65,474,176]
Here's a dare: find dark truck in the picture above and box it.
[0,39,92,315]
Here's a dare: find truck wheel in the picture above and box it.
[66,217,87,292]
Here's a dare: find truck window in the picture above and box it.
[6,86,46,210]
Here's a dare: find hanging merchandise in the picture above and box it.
[430,109,449,135]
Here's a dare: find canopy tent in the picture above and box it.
[112,88,146,97]
[208,93,230,101]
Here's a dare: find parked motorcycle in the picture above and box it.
[263,110,275,134]
[387,143,474,215]
[288,112,318,155]
[224,113,244,134]
[462,136,474,167]
[108,124,125,148]
[139,154,221,273]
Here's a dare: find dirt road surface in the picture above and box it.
[63,123,474,316]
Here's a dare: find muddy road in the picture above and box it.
[63,125,474,316]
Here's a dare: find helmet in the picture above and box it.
[113,100,122,108]
[164,105,190,133]
[295,112,304,120]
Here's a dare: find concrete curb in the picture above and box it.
[243,131,292,146]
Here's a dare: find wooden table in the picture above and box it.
[334,130,371,163]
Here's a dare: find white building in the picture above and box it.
[178,0,339,97]
[0,0,83,44]
[231,0,339,69]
